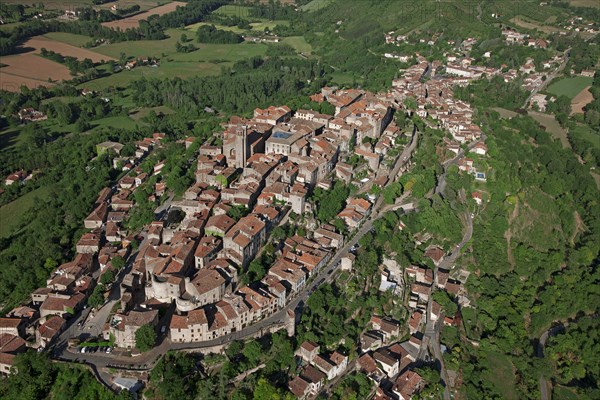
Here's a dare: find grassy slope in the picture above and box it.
[0,185,52,238]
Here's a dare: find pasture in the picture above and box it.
[101,1,186,30]
[546,76,594,99]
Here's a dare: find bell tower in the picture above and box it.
[235,125,248,169]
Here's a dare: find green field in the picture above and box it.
[92,29,267,61]
[0,185,52,238]
[43,32,93,47]
[213,4,252,18]
[300,0,335,12]
[90,115,141,131]
[187,22,246,34]
[282,36,312,54]
[546,76,594,99]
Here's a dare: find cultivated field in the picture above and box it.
[0,54,71,91]
[102,1,186,30]
[571,86,593,115]
[547,76,594,99]
[22,36,115,62]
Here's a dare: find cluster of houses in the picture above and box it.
[557,15,600,35]
[3,170,33,186]
[0,134,167,374]
[100,90,409,347]
[502,28,549,49]
[288,341,349,398]
[18,108,47,122]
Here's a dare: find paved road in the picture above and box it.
[523,47,571,110]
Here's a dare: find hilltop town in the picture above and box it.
[1,1,599,399]
[0,47,501,398]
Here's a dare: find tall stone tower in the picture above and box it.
[235,125,248,169]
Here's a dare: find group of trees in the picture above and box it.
[130,57,328,114]
[459,110,600,398]
[146,332,296,400]
[39,48,95,75]
[0,351,131,400]
[311,181,350,224]
[196,24,243,44]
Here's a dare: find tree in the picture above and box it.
[135,324,157,352]
[111,256,125,270]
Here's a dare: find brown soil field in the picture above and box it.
[571,86,593,115]
[0,75,56,91]
[102,1,187,30]
[0,54,71,91]
[22,36,115,63]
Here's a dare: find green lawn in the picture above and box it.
[0,185,52,238]
[546,76,594,99]
[43,32,93,47]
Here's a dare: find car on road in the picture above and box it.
[80,347,86,353]
[106,347,112,354]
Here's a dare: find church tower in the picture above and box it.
[235,125,248,169]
